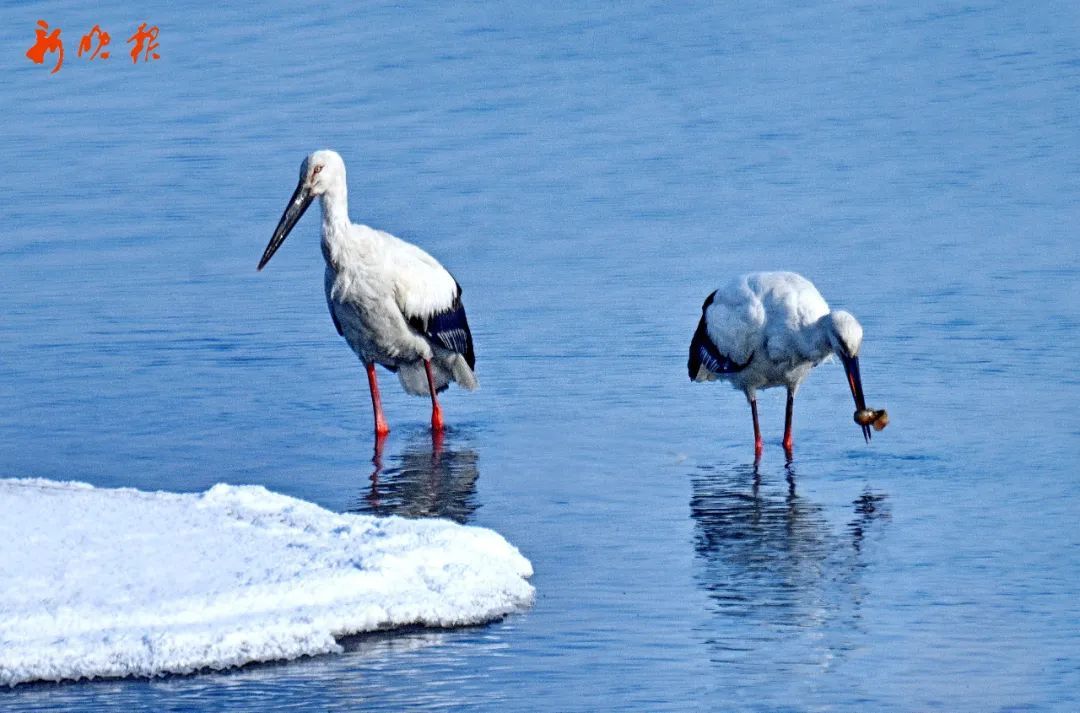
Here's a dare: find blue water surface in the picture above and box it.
[1,1,1078,710]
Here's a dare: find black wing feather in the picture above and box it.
[407,283,476,369]
[688,291,751,379]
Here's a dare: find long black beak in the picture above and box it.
[841,352,872,443]
[258,180,313,270]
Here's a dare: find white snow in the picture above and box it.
[0,478,534,686]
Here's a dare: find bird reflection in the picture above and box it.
[848,488,890,554]
[691,461,830,626]
[690,461,890,632]
[352,431,480,523]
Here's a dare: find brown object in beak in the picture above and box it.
[854,408,889,430]
[872,409,889,431]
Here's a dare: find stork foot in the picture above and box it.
[754,437,764,458]
[431,405,445,433]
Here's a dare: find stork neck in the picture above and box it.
[809,314,837,359]
[319,183,350,234]
[318,182,370,271]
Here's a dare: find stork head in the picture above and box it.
[827,310,863,359]
[300,149,347,197]
[827,310,872,442]
[258,150,346,271]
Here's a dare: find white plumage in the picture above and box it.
[689,271,872,456]
[259,150,476,437]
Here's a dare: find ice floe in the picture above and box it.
[0,478,533,686]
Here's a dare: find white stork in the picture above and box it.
[688,271,876,457]
[258,150,476,437]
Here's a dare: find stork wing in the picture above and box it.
[387,234,476,368]
[406,286,476,369]
[688,286,761,379]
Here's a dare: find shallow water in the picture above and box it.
[2,1,1078,710]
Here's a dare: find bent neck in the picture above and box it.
[811,313,838,358]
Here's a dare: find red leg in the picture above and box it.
[365,363,390,438]
[750,397,764,457]
[782,389,795,455]
[424,359,445,432]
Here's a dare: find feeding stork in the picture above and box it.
[257,150,476,437]
[688,271,880,457]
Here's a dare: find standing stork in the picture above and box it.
[257,150,476,437]
[688,271,876,457]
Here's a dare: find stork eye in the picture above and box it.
[313,165,323,175]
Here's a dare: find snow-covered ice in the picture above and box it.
[0,478,534,686]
